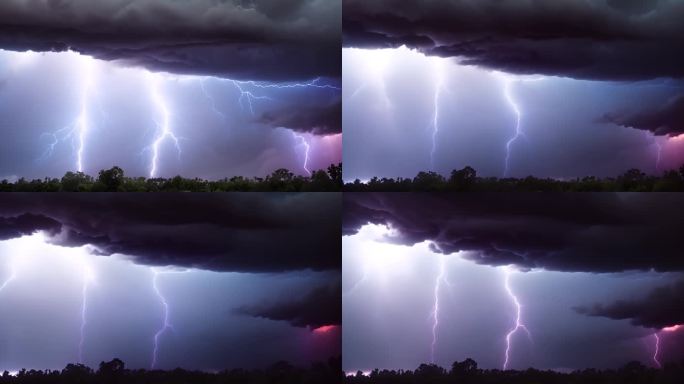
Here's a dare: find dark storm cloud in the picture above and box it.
[575,279,684,329]
[0,193,340,272]
[235,281,341,328]
[600,94,684,136]
[259,99,342,135]
[0,213,61,241]
[343,193,684,273]
[343,0,684,81]
[0,0,340,81]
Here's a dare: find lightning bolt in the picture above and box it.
[502,78,524,178]
[151,270,173,369]
[430,73,444,171]
[0,267,16,293]
[502,268,531,370]
[652,332,661,368]
[78,266,95,364]
[292,132,312,176]
[651,324,682,368]
[147,72,181,178]
[429,256,448,364]
[37,54,97,172]
[199,79,227,120]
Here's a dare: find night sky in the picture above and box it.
[0,194,341,372]
[342,0,684,180]
[343,193,684,372]
[0,0,341,180]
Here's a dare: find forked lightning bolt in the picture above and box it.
[38,54,97,172]
[430,256,448,364]
[147,72,181,178]
[503,269,531,370]
[151,270,173,369]
[292,132,312,176]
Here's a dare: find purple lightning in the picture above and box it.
[652,332,661,368]
[292,132,312,176]
[151,270,173,369]
[430,72,444,171]
[78,266,95,364]
[429,256,448,364]
[502,269,531,370]
[651,325,682,368]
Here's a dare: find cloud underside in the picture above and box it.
[235,282,341,328]
[601,94,684,137]
[343,0,684,81]
[575,279,684,330]
[0,193,340,273]
[343,193,684,273]
[0,0,340,81]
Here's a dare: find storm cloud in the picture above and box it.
[0,213,61,241]
[575,279,684,329]
[259,99,342,135]
[343,0,684,81]
[0,0,341,81]
[343,193,684,273]
[601,94,684,136]
[0,193,341,273]
[236,281,341,328]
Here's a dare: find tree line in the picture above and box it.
[0,164,342,192]
[344,166,684,192]
[346,359,684,384]
[1,357,342,384]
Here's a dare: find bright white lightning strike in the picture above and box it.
[151,270,173,369]
[78,266,95,364]
[429,256,448,364]
[147,73,181,178]
[503,269,531,370]
[292,132,312,176]
[430,67,445,171]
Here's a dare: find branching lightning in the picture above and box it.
[429,256,448,364]
[292,132,312,176]
[147,72,181,178]
[502,268,531,370]
[151,270,174,369]
[37,54,98,172]
[199,79,227,120]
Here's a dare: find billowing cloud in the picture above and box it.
[235,282,341,328]
[575,279,684,329]
[600,94,684,136]
[259,99,342,135]
[343,193,684,273]
[0,0,341,81]
[343,0,684,81]
[0,213,61,241]
[0,193,340,272]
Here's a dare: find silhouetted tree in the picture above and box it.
[97,166,125,191]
